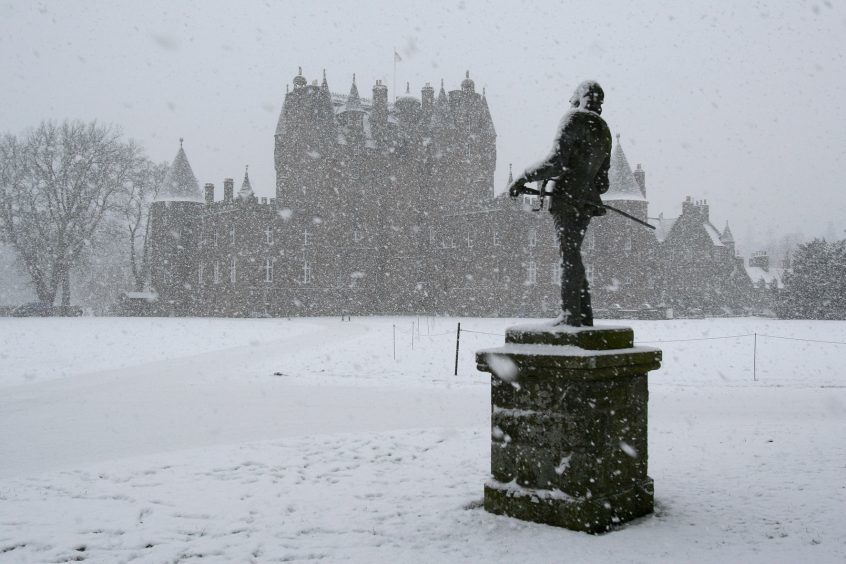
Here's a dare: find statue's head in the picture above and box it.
[569,81,604,114]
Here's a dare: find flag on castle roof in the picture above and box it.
[157,139,202,202]
[604,136,646,202]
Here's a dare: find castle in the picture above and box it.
[143,69,765,318]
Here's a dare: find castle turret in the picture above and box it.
[158,138,202,202]
[604,135,648,220]
[432,79,456,138]
[204,183,214,205]
[461,70,475,93]
[147,139,204,313]
[237,165,255,201]
[339,75,365,139]
[394,82,421,124]
[274,67,338,202]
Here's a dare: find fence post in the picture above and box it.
[753,332,757,381]
[454,322,461,376]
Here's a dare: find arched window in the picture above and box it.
[528,228,537,248]
[264,258,273,283]
[527,261,537,285]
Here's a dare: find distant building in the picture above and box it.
[141,68,758,318]
[745,251,786,315]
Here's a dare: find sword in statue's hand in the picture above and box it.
[514,181,656,230]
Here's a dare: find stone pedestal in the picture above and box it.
[476,323,662,534]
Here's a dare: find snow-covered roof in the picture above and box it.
[704,222,725,247]
[604,138,646,202]
[745,266,785,289]
[651,216,677,243]
[157,141,202,202]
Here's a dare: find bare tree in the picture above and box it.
[115,159,167,291]
[0,120,140,305]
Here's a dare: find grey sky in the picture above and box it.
[1,0,844,253]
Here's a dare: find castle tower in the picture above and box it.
[274,67,338,209]
[339,75,365,142]
[147,139,204,313]
[604,135,648,221]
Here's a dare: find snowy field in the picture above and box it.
[0,316,844,563]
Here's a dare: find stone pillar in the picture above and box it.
[476,324,661,534]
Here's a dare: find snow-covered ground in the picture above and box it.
[1,316,844,562]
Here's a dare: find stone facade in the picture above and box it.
[143,68,757,318]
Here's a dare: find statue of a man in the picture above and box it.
[508,80,612,326]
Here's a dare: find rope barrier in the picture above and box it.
[636,334,754,344]
[756,334,846,346]
[460,329,507,337]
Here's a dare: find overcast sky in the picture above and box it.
[1,0,844,253]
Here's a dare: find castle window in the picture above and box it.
[264,258,273,283]
[230,257,237,283]
[493,230,501,246]
[230,225,235,245]
[303,229,310,247]
[624,236,632,251]
[429,226,436,245]
[466,230,474,248]
[551,263,561,286]
[354,229,364,243]
[214,232,219,247]
[528,229,537,248]
[303,261,312,284]
[527,261,537,285]
[265,227,273,245]
[213,261,221,284]
[198,263,205,286]
[586,263,594,284]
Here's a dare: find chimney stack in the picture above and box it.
[204,183,215,205]
[633,164,646,196]
[421,82,435,115]
[223,178,234,202]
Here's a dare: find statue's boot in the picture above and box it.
[553,311,581,327]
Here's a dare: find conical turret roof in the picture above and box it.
[604,136,646,202]
[432,79,456,132]
[343,74,363,113]
[158,139,202,201]
[720,222,734,244]
[238,165,254,200]
[479,89,496,138]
